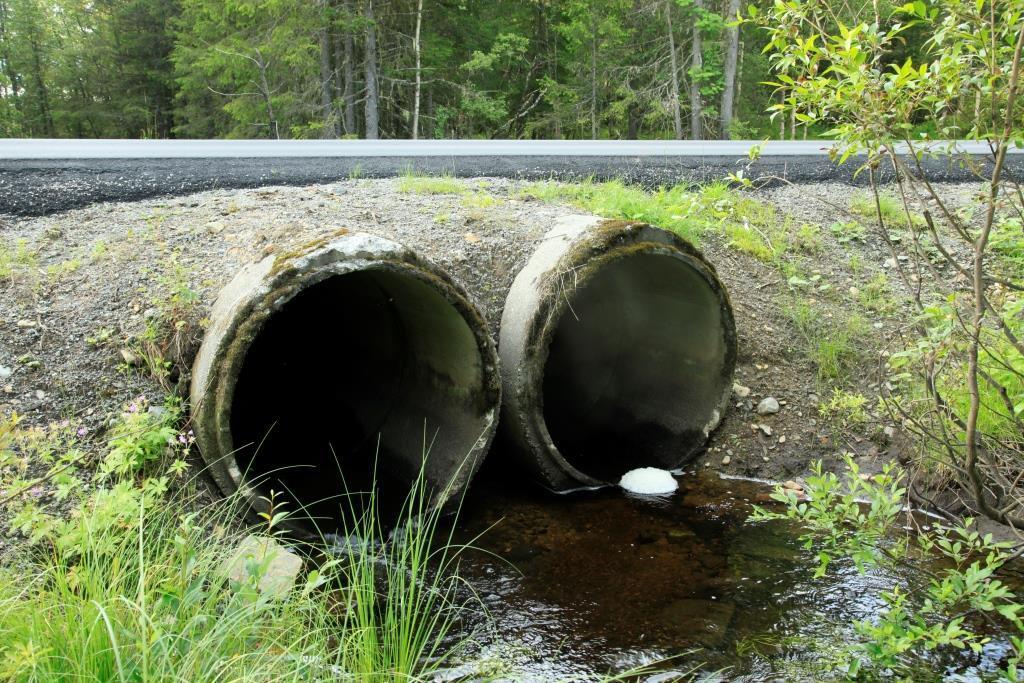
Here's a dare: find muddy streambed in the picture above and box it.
[433,468,1015,681]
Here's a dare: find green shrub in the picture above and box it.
[751,458,1023,679]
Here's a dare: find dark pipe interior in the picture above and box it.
[542,253,728,482]
[231,268,487,529]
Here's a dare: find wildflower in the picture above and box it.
[77,427,88,437]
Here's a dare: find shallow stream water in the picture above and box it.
[443,468,1015,682]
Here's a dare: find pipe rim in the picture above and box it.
[191,235,501,522]
[509,223,737,490]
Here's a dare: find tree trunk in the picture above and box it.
[341,0,356,135]
[411,0,423,139]
[665,1,683,140]
[255,51,279,139]
[318,2,337,138]
[590,16,598,140]
[363,0,379,139]
[720,0,740,139]
[688,0,703,140]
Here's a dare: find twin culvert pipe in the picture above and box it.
[190,217,736,526]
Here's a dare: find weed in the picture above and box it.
[857,273,896,315]
[791,222,823,254]
[724,220,777,261]
[90,240,109,261]
[847,252,865,275]
[461,191,501,209]
[45,257,81,282]
[398,171,467,195]
[132,254,203,386]
[0,238,38,285]
[433,212,451,225]
[829,220,867,244]
[348,163,363,180]
[818,388,869,428]
[785,299,867,383]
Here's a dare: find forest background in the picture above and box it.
[0,0,935,142]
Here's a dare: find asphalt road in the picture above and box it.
[1,139,1019,217]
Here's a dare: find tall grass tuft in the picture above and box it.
[0,465,478,681]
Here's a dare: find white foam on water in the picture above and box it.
[619,467,678,495]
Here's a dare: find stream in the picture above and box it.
[439,468,1017,682]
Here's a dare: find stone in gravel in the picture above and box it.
[205,220,225,235]
[34,389,45,400]
[16,319,36,328]
[756,396,780,415]
[733,383,751,398]
[222,534,303,598]
[721,455,731,465]
[0,366,10,380]
[756,423,773,437]
[119,348,142,366]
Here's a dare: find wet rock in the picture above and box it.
[221,534,303,598]
[756,396,780,415]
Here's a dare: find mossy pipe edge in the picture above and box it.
[190,232,501,522]
[498,216,737,491]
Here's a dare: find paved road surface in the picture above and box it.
[1,139,1018,216]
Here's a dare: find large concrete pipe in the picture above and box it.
[190,232,501,527]
[499,217,736,491]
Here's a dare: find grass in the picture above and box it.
[785,298,869,384]
[518,178,775,245]
[397,171,468,195]
[0,238,38,284]
[849,190,924,229]
[0,402,481,681]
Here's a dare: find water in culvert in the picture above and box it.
[440,454,1017,681]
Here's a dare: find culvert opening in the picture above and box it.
[541,253,730,483]
[229,267,491,529]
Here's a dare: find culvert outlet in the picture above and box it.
[190,233,500,528]
[499,216,736,490]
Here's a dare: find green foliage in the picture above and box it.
[0,401,480,681]
[0,0,772,140]
[397,172,468,195]
[818,388,870,429]
[785,300,868,384]
[519,179,774,245]
[751,458,1024,680]
[0,238,37,285]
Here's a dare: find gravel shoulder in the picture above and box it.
[0,178,984,544]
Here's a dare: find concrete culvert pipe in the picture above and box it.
[499,217,736,491]
[190,232,501,529]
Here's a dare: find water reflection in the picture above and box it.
[447,468,1011,681]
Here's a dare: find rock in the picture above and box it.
[782,480,803,491]
[34,389,45,400]
[721,455,731,465]
[619,467,678,495]
[778,435,786,444]
[732,382,751,398]
[756,396,780,415]
[16,319,36,328]
[0,366,11,380]
[222,534,303,598]
[119,348,141,366]
[754,423,773,437]
[205,220,225,235]
[143,307,159,320]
